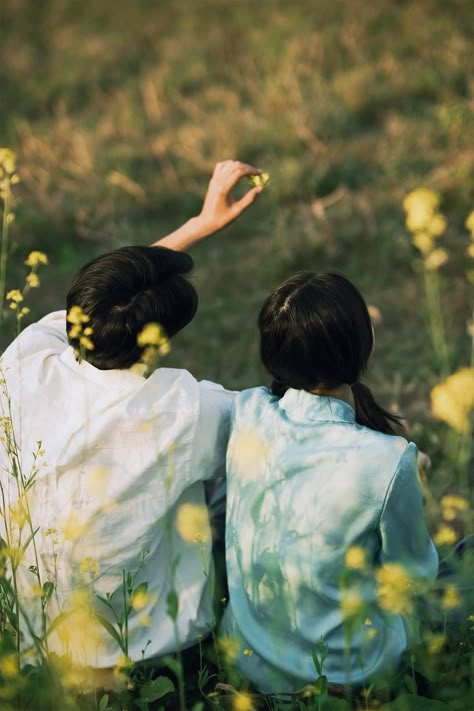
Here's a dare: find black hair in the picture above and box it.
[66,246,197,370]
[258,272,403,435]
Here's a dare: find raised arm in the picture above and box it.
[152,160,262,251]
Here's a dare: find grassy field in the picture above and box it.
[1,0,473,708]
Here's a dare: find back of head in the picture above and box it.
[259,272,373,391]
[66,246,197,370]
[258,272,402,435]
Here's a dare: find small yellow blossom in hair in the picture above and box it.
[340,590,365,619]
[233,692,254,711]
[176,502,210,544]
[137,322,166,347]
[79,335,94,351]
[442,584,461,609]
[425,248,449,271]
[67,305,90,326]
[26,273,40,288]
[345,546,367,571]
[376,563,414,614]
[25,251,49,267]
[465,210,474,238]
[433,524,458,547]
[218,635,240,665]
[431,368,474,433]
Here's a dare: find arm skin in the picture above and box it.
[151,160,263,252]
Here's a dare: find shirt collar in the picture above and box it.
[59,346,145,391]
[279,388,356,424]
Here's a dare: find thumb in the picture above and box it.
[231,186,263,217]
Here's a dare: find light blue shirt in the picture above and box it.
[221,387,438,691]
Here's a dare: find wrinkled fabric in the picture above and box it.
[0,311,234,667]
[222,387,438,691]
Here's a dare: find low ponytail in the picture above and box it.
[351,381,404,435]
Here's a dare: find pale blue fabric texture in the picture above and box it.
[221,387,439,692]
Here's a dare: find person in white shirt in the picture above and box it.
[0,160,263,674]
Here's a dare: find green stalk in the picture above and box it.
[0,178,11,323]
[423,265,451,376]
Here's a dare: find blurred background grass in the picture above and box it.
[1,0,473,465]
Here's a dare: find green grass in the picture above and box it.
[1,0,473,708]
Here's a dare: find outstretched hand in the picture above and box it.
[197,160,263,237]
[152,160,263,252]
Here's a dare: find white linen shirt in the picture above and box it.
[0,311,234,667]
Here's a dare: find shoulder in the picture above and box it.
[232,386,277,421]
[2,310,68,364]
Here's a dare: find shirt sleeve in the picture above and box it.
[190,380,236,482]
[379,442,439,581]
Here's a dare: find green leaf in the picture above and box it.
[95,614,124,649]
[314,675,328,696]
[131,581,148,602]
[191,703,204,711]
[404,673,418,694]
[139,676,174,702]
[99,694,109,711]
[21,526,40,552]
[96,594,113,609]
[42,581,54,605]
[166,589,179,621]
[161,655,182,678]
[381,693,449,710]
[311,649,322,675]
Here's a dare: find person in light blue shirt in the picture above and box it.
[221,272,439,692]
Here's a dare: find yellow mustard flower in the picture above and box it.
[176,502,209,544]
[218,635,240,665]
[430,368,474,433]
[131,589,155,611]
[466,243,474,259]
[340,590,366,619]
[79,557,100,579]
[425,633,445,654]
[442,584,461,609]
[403,188,440,233]
[412,232,434,255]
[62,513,89,541]
[465,210,474,238]
[113,654,134,685]
[0,653,19,679]
[248,171,270,188]
[345,546,367,571]
[137,322,167,347]
[26,273,40,288]
[24,251,49,267]
[67,305,90,326]
[233,692,254,711]
[0,148,16,176]
[433,524,458,547]
[6,289,23,304]
[243,648,253,656]
[424,248,449,271]
[441,495,468,511]
[376,563,414,614]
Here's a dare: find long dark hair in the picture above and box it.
[258,272,403,435]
